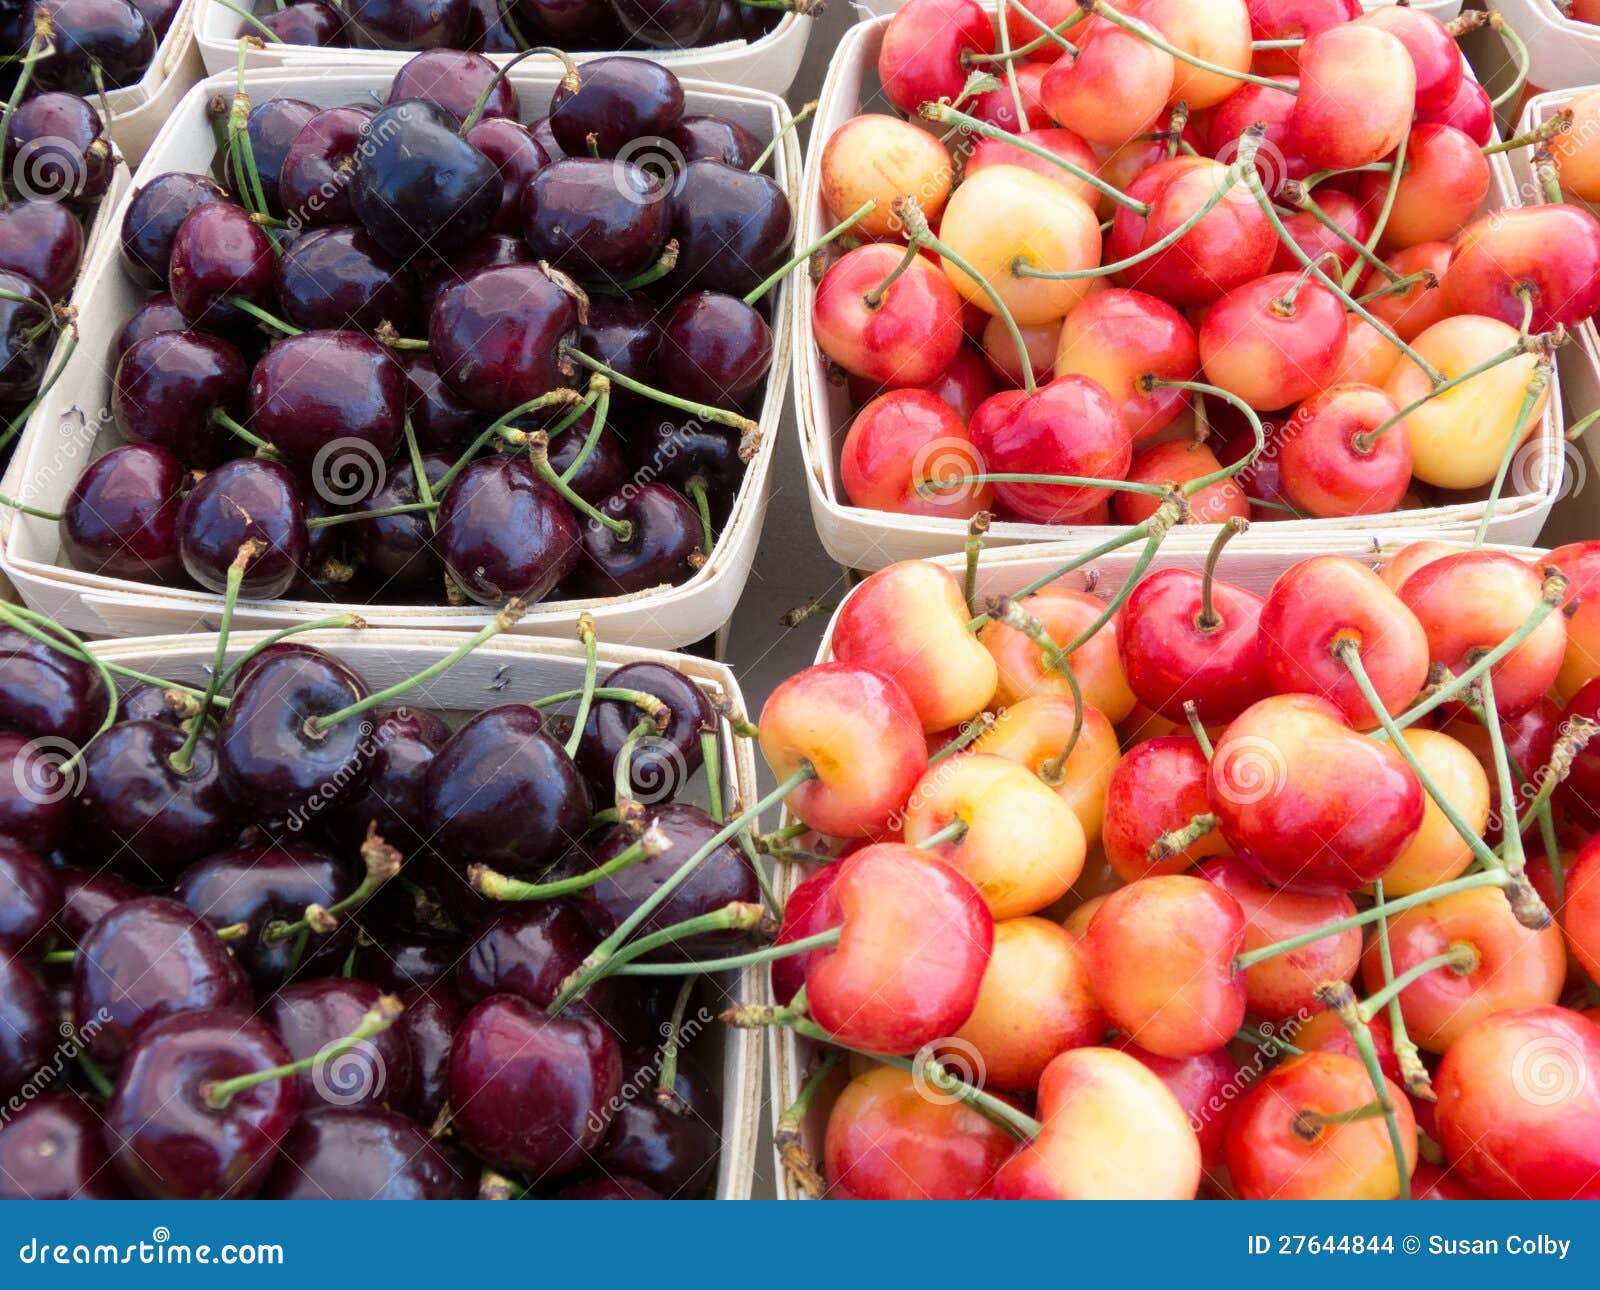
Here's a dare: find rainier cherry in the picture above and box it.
[1277,383,1413,518]
[877,0,993,117]
[813,245,964,388]
[1199,271,1347,412]
[1131,0,1252,109]
[1288,23,1415,171]
[972,696,1120,847]
[1103,737,1230,884]
[1037,18,1174,146]
[978,585,1136,721]
[1052,289,1198,441]
[840,391,994,521]
[1444,205,1600,333]
[819,114,953,240]
[1379,730,1490,897]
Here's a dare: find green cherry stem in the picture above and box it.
[1475,666,1551,930]
[655,975,699,1107]
[744,200,877,306]
[525,431,630,538]
[561,346,758,437]
[557,376,611,486]
[749,99,815,174]
[0,604,119,773]
[773,1048,840,1198]
[262,825,403,944]
[589,241,679,295]
[965,520,1156,631]
[1343,128,1407,293]
[470,823,670,901]
[204,995,404,1109]
[170,540,259,774]
[433,388,584,495]
[614,927,842,977]
[1312,981,1409,1200]
[1473,358,1553,547]
[217,615,365,689]
[1370,878,1432,1100]
[564,614,599,761]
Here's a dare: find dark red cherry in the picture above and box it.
[217,649,373,818]
[395,987,459,1123]
[358,924,463,997]
[0,200,82,298]
[401,350,479,453]
[512,0,623,43]
[529,114,563,160]
[225,99,317,216]
[434,453,581,604]
[578,292,659,414]
[424,704,592,874]
[260,0,346,45]
[629,417,742,521]
[448,995,622,1177]
[261,1107,471,1198]
[554,1174,663,1198]
[429,262,579,415]
[658,290,771,404]
[0,270,52,402]
[455,902,603,1010]
[349,456,450,595]
[0,841,60,957]
[72,720,236,885]
[548,419,628,504]
[575,661,711,797]
[463,0,519,48]
[343,0,469,47]
[522,157,671,283]
[579,803,756,957]
[176,457,309,598]
[351,100,499,260]
[167,202,276,333]
[595,1055,721,1196]
[103,1008,297,1199]
[34,0,155,93]
[4,92,113,202]
[607,0,717,49]
[279,106,372,230]
[60,443,186,582]
[0,954,53,1100]
[328,705,451,850]
[74,896,253,1063]
[669,114,761,168]
[667,160,791,296]
[389,47,519,123]
[548,55,685,158]
[261,978,413,1110]
[116,683,189,727]
[0,624,111,744]
[120,173,228,290]
[275,224,417,334]
[577,482,703,598]
[413,230,532,316]
[50,867,140,949]
[111,293,189,362]
[113,330,246,465]
[465,116,549,234]
[246,330,405,490]
[0,733,71,854]
[0,1093,129,1198]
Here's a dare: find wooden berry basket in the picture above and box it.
[0,67,800,649]
[765,529,1543,1198]
[195,0,815,95]
[790,15,1565,572]
[88,626,763,1199]
[99,0,210,164]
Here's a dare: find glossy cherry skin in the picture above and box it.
[0,200,82,299]
[175,843,355,990]
[104,1009,298,1199]
[1444,205,1600,333]
[657,292,771,406]
[425,705,592,875]
[0,270,52,402]
[279,107,373,230]
[630,418,743,522]
[448,995,622,1179]
[72,720,236,885]
[1353,4,1461,116]
[0,734,71,854]
[0,954,54,1101]
[413,231,532,316]
[225,99,317,216]
[1053,289,1198,442]
[261,0,345,44]
[878,0,993,115]
[547,421,628,505]
[111,294,189,361]
[435,454,582,604]
[814,246,965,389]
[594,1055,721,1197]
[0,842,59,958]
[0,628,109,744]
[0,1093,128,1198]
[275,226,417,334]
[262,979,413,1111]
[455,902,598,1011]
[167,202,276,333]
[342,0,469,47]
[4,91,113,202]
[113,330,246,465]
[574,661,711,799]
[1199,272,1347,411]
[35,0,155,92]
[402,351,478,453]
[58,443,184,583]
[73,896,253,1064]
[548,56,684,157]
[176,457,309,598]
[348,455,448,595]
[667,161,791,297]
[1103,737,1231,884]
[465,116,549,235]
[575,291,658,418]
[51,867,140,949]
[522,158,670,284]
[577,483,703,598]
[670,114,760,169]
[1113,1037,1241,1175]
[389,47,518,123]
[395,987,458,1123]
[261,1107,471,1199]
[429,263,579,415]
[1278,383,1413,517]
[322,704,449,850]
[351,100,498,260]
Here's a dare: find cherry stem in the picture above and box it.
[557,377,611,485]
[988,596,1088,733]
[1271,250,1336,315]
[1516,715,1598,840]
[924,470,1168,498]
[309,600,527,733]
[562,346,757,436]
[1353,269,1433,306]
[686,476,715,562]
[434,388,584,495]
[229,43,272,222]
[591,242,679,295]
[1488,11,1530,112]
[655,975,698,1106]
[774,1048,839,1199]
[1087,0,1296,94]
[1061,505,1178,655]
[1535,140,1565,204]
[996,0,1029,133]
[1370,878,1432,1100]
[459,46,577,135]
[745,200,875,306]
[929,713,994,766]
[401,416,437,534]
[966,520,1154,632]
[1151,379,1267,493]
[306,501,438,529]
[1474,665,1550,927]
[214,0,282,39]
[0,602,206,705]
[1473,358,1553,547]
[1354,339,1536,452]
[0,333,79,457]
[530,684,666,715]
[612,715,657,816]
[564,613,599,761]
[263,824,402,944]
[1313,981,1410,1199]
[208,407,274,454]
[521,430,631,539]
[216,615,365,689]
[967,3,1085,60]
[0,26,52,213]
[1359,941,1480,1025]
[1344,129,1408,293]
[0,491,59,521]
[701,726,724,825]
[170,541,259,774]
[748,99,814,174]
[204,995,403,1109]
[1483,110,1571,156]
[576,901,768,984]
[0,604,118,774]
[915,818,970,850]
[1184,701,1214,759]
[1147,812,1216,866]
[1283,184,1403,283]
[1197,515,1248,630]
[615,928,842,977]
[860,238,920,311]
[471,824,669,901]
[962,511,992,616]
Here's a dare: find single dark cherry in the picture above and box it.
[455,902,601,1010]
[413,230,532,316]
[548,55,685,157]
[669,114,762,168]
[34,0,155,93]
[0,624,111,745]
[351,99,499,260]
[279,106,373,230]
[668,160,791,296]
[522,158,671,283]
[463,0,519,48]
[402,350,479,453]
[103,1008,298,1199]
[225,99,318,216]
[112,330,246,465]
[578,803,757,958]
[578,292,659,414]
[60,443,186,582]
[357,924,463,998]
[553,1175,663,1198]
[0,954,54,1100]
[217,649,373,819]
[424,704,592,873]
[326,704,451,850]
[577,483,704,597]
[465,116,549,235]
[0,269,52,403]
[343,0,469,47]
[629,416,743,521]
[260,0,345,45]
[0,732,72,855]
[111,293,189,362]
[262,978,413,1110]
[396,987,458,1123]
[116,683,189,727]
[167,201,277,333]
[659,291,772,404]
[51,867,141,949]
[434,454,581,605]
[389,47,519,123]
[73,896,253,1063]
[0,841,60,957]
[595,1055,721,1196]
[548,420,628,504]
[512,0,624,44]
[448,995,622,1178]
[529,115,563,160]
[0,200,83,299]
[429,263,579,415]
[0,1093,129,1198]
[275,224,417,334]
[176,457,309,598]
[4,91,114,202]
[120,173,229,290]
[350,457,450,595]
[576,661,710,802]
[261,1107,471,1198]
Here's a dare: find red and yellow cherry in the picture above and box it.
[1277,383,1412,518]
[1378,730,1490,897]
[1113,440,1249,527]
[968,63,1051,134]
[1209,694,1424,893]
[819,114,953,240]
[1416,74,1494,146]
[1052,288,1198,441]
[1444,205,1600,333]
[1062,893,1108,943]
[903,753,1086,918]
[822,1065,1013,1199]
[804,843,993,1053]
[1546,541,1600,701]
[1226,1052,1417,1199]
[1288,23,1415,171]
[972,695,1120,848]
[1112,1036,1241,1174]
[832,562,997,732]
[1103,736,1231,884]
[1200,856,1359,1021]
[840,390,994,521]
[1083,874,1248,1057]
[1555,836,1600,984]
[1440,698,1561,836]
[1329,316,1403,388]
[1435,1005,1600,1199]
[937,165,1101,325]
[813,244,964,388]
[1351,3,1461,116]
[1289,1008,1402,1087]
[981,314,1060,389]
[1356,125,1489,249]
[1244,0,1360,74]
[978,585,1136,721]
[1378,539,1458,593]
[1207,75,1303,184]
[877,0,994,117]
[1358,242,1452,342]
[1037,17,1174,146]
[759,663,926,839]
[1257,556,1429,728]
[1000,0,1080,57]
[963,129,1102,209]
[1363,886,1566,1054]
[1385,315,1551,491]
[968,377,1134,525]
[991,1046,1203,1198]
[1551,90,1600,203]
[1398,549,1568,718]
[1131,0,1252,109]
[1199,272,1348,411]
[946,916,1106,1090]
[1272,189,1373,276]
